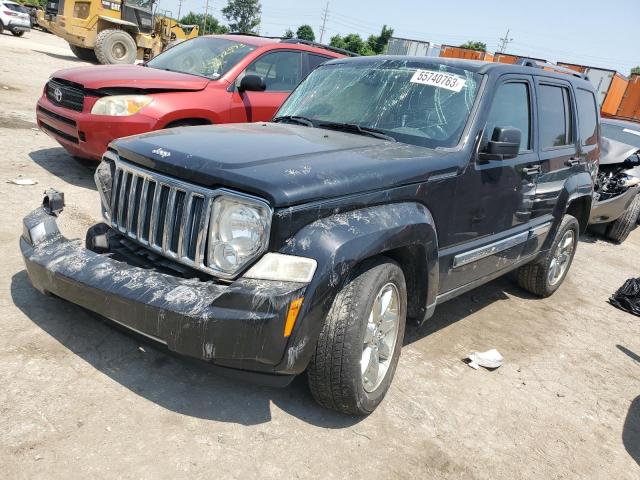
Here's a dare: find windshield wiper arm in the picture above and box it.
[317,122,396,142]
[272,115,315,127]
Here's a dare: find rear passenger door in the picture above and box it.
[531,79,579,220]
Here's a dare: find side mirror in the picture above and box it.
[479,127,521,161]
[238,74,266,93]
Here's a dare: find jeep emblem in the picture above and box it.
[53,87,63,103]
[151,148,171,158]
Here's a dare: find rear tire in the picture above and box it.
[0,21,5,34]
[516,214,579,298]
[94,29,137,65]
[606,194,640,243]
[69,44,98,63]
[307,257,407,415]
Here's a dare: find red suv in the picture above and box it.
[36,35,349,161]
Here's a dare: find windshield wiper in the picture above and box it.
[317,122,396,142]
[152,67,211,79]
[272,115,315,127]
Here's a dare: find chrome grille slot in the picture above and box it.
[110,160,219,273]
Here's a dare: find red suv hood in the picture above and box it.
[52,65,210,91]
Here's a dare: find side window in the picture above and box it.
[485,82,531,152]
[243,51,302,92]
[538,84,574,149]
[576,88,598,145]
[308,54,332,72]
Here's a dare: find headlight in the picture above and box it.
[94,159,115,221]
[91,95,153,116]
[208,195,271,276]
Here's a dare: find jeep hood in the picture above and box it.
[52,65,210,92]
[112,123,458,207]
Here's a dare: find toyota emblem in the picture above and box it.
[53,87,63,103]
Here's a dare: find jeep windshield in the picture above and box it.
[146,37,256,80]
[275,59,481,149]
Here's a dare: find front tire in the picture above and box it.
[606,194,640,243]
[69,44,98,63]
[517,214,579,297]
[94,29,137,64]
[307,257,407,415]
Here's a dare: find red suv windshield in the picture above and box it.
[146,37,256,80]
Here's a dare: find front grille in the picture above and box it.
[46,78,85,112]
[110,160,215,272]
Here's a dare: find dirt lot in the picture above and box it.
[0,29,639,480]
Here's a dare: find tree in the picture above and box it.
[283,28,295,39]
[330,25,394,56]
[459,41,487,52]
[296,25,315,42]
[367,25,393,54]
[632,66,640,76]
[180,12,229,35]
[222,0,261,33]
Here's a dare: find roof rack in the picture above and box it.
[515,58,589,80]
[280,38,360,57]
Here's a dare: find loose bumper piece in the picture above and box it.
[20,204,311,385]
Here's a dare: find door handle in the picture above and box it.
[566,157,581,167]
[522,165,542,176]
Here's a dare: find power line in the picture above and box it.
[319,1,329,43]
[498,29,513,53]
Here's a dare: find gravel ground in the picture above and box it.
[1,29,639,480]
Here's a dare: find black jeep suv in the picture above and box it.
[21,56,600,415]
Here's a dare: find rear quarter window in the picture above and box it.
[576,88,598,145]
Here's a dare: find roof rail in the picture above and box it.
[515,57,589,80]
[280,38,360,57]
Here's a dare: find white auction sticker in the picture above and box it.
[410,69,466,92]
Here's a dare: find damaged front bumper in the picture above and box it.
[589,185,640,224]
[21,207,310,386]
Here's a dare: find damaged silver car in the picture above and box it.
[589,118,640,243]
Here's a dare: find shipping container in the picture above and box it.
[555,62,629,112]
[615,74,640,122]
[600,72,629,116]
[494,53,547,65]
[387,37,430,56]
[439,45,493,61]
[556,62,587,73]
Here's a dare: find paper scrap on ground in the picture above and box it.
[466,349,503,370]
[9,178,37,185]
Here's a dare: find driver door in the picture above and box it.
[228,50,303,123]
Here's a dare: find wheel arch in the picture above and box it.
[162,118,212,128]
[565,194,592,234]
[274,202,439,375]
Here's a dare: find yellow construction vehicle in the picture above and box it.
[38,0,198,64]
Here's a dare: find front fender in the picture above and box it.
[274,202,438,374]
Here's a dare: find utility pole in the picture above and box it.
[319,1,329,43]
[203,0,210,35]
[498,28,513,53]
[177,0,183,21]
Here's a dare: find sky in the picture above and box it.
[159,0,640,75]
